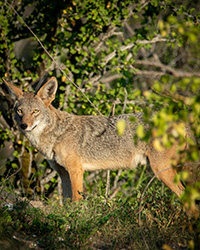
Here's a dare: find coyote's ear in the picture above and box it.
[2,78,23,100]
[37,77,57,105]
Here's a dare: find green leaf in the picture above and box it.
[117,120,126,136]
[136,125,144,138]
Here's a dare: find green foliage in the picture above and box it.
[0,0,200,233]
[0,187,199,249]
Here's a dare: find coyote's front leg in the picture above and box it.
[66,163,84,201]
[48,160,72,199]
[48,159,83,201]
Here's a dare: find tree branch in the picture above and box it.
[134,60,200,78]
[102,36,175,65]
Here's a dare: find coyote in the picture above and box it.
[3,77,190,201]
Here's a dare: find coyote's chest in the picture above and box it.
[22,125,55,160]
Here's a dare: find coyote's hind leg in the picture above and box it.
[148,155,185,197]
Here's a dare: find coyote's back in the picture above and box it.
[3,77,192,201]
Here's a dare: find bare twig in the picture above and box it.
[94,26,118,53]
[2,164,22,184]
[57,177,63,206]
[105,170,110,198]
[105,103,117,198]
[110,187,120,199]
[110,170,123,199]
[134,60,200,78]
[132,69,165,77]
[123,88,128,113]
[40,170,57,186]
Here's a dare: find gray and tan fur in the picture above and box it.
[3,77,190,201]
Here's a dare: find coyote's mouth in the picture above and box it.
[21,124,38,132]
[31,124,38,131]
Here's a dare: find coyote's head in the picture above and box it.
[3,77,58,133]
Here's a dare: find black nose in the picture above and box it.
[20,123,28,130]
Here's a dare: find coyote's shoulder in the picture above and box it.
[3,77,190,201]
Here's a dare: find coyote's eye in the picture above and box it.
[33,109,40,114]
[17,109,23,115]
